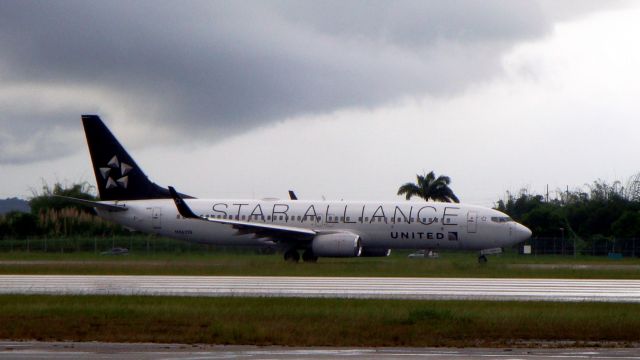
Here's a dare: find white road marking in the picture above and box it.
[1,276,640,301]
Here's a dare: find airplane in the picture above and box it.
[66,115,532,263]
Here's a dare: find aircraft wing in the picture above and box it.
[168,187,316,240]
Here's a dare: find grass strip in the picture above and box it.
[1,251,640,279]
[1,295,640,347]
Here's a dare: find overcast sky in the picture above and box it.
[1,1,638,205]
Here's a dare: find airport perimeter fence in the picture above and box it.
[1,235,639,258]
[0,235,239,254]
[523,237,640,257]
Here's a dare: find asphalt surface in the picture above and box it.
[1,342,640,359]
[1,275,640,301]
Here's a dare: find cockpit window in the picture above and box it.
[491,216,513,223]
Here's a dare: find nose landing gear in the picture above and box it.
[478,247,502,263]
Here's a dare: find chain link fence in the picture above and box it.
[2,235,640,257]
[0,235,220,254]
[522,237,640,257]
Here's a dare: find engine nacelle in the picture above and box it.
[311,233,362,257]
[360,248,391,257]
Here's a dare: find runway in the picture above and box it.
[1,275,640,302]
[2,342,640,360]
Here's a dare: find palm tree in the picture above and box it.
[397,171,460,203]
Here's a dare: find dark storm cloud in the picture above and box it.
[0,110,76,164]
[0,0,617,164]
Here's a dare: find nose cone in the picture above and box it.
[513,223,532,243]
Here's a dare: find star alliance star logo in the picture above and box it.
[99,155,132,189]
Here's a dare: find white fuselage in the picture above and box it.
[98,198,531,251]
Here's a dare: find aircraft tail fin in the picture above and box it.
[82,114,181,201]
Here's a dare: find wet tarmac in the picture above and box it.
[1,342,640,359]
[1,275,640,302]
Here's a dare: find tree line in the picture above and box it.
[495,180,640,241]
[0,182,126,239]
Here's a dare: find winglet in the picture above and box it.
[288,190,298,200]
[169,186,199,219]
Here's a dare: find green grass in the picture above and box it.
[1,295,639,346]
[1,250,640,278]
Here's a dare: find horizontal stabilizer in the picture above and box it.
[53,196,128,212]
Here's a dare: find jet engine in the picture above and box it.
[311,233,362,257]
[361,248,391,257]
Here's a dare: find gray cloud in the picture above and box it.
[0,0,619,164]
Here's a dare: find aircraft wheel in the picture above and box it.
[302,249,318,263]
[478,255,488,264]
[284,249,300,263]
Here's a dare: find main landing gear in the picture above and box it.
[283,249,318,263]
[478,255,488,264]
[302,249,318,263]
[284,249,300,262]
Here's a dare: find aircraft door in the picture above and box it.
[151,207,162,229]
[467,211,477,233]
